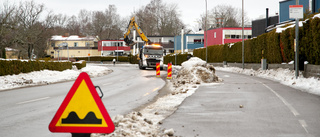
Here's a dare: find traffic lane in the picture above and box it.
[0,65,164,137]
[0,85,71,137]
[98,67,165,117]
[161,70,320,137]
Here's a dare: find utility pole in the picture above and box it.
[205,0,208,63]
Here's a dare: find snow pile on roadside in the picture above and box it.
[215,67,320,96]
[171,57,221,94]
[95,57,221,137]
[81,65,113,77]
[0,64,112,91]
[92,112,172,137]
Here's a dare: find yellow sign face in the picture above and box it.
[56,80,108,127]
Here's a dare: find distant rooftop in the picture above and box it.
[51,35,99,41]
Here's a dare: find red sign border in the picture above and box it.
[48,72,115,133]
[289,5,303,8]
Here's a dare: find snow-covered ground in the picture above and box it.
[1,58,320,136]
[215,66,320,96]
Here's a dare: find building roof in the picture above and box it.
[51,35,99,41]
[5,47,19,51]
[279,0,291,3]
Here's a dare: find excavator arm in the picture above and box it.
[124,17,150,46]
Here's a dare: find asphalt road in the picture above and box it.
[0,64,165,137]
[162,70,320,137]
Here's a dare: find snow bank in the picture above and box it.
[215,67,320,96]
[0,64,112,91]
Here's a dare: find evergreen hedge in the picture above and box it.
[164,53,192,65]
[75,56,129,62]
[193,16,320,65]
[0,60,72,76]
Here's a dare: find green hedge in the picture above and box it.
[193,16,320,65]
[0,60,72,76]
[75,56,129,62]
[164,53,192,65]
[128,55,139,64]
[73,61,87,70]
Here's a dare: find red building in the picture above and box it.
[98,40,131,56]
[204,27,252,47]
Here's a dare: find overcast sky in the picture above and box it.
[6,0,280,30]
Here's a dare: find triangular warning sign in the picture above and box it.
[49,72,115,133]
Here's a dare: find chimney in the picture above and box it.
[266,8,269,32]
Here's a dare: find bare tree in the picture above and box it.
[66,15,81,35]
[0,1,17,58]
[198,4,250,30]
[135,0,184,36]
[78,9,93,36]
[15,1,45,58]
[103,5,123,39]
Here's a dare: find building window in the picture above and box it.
[194,39,202,44]
[102,41,124,47]
[51,42,55,47]
[86,42,90,47]
[214,32,216,38]
[51,51,54,54]
[74,42,78,47]
[225,35,231,39]
[78,51,80,53]
[231,35,236,39]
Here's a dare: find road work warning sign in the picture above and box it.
[49,72,114,133]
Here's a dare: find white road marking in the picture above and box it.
[262,83,300,116]
[17,97,50,105]
[299,120,309,133]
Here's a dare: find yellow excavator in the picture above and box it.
[123,16,151,46]
[123,16,164,70]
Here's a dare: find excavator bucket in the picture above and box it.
[124,37,136,46]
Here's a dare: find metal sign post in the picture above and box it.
[289,3,303,79]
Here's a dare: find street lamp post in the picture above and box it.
[66,37,69,61]
[242,0,244,69]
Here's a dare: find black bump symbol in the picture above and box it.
[62,111,102,124]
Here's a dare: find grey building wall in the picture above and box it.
[252,16,279,37]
